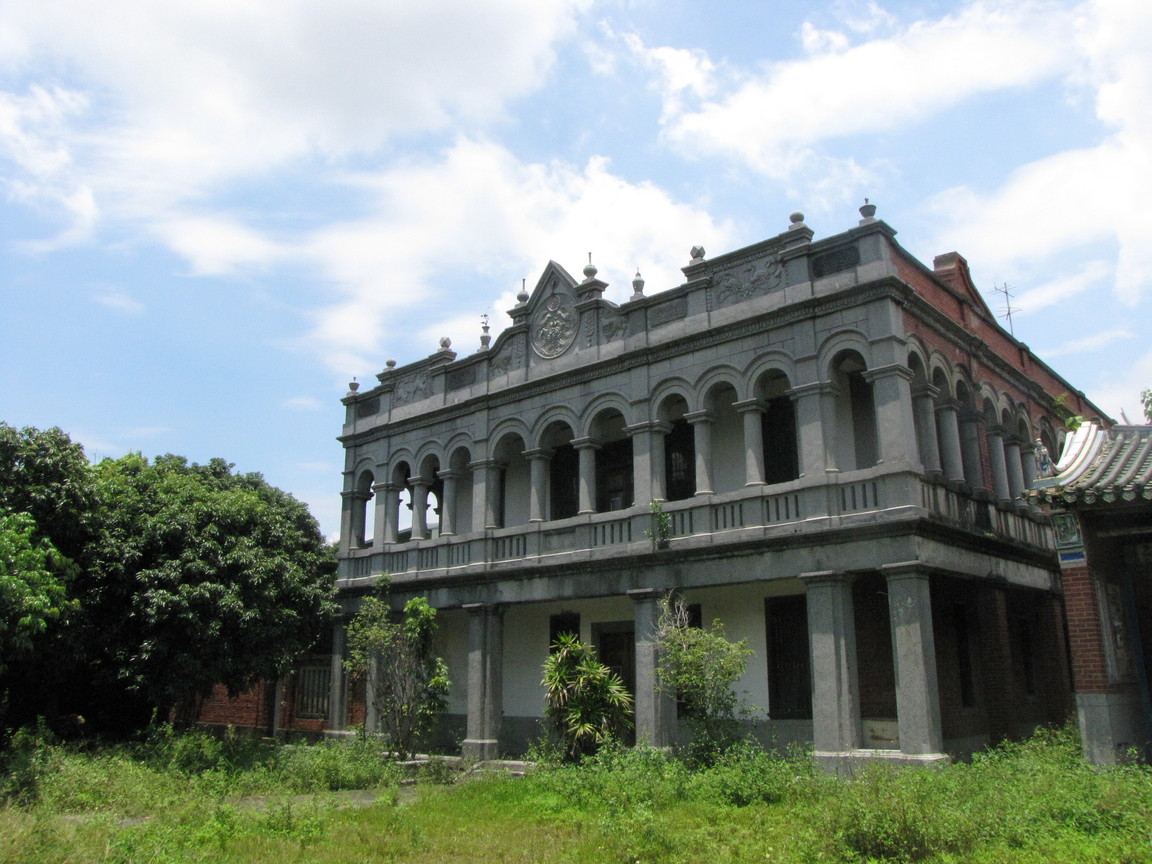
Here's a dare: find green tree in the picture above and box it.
[655,595,753,760]
[541,632,633,760]
[0,423,98,571]
[345,593,450,760]
[80,453,336,725]
[0,512,72,674]
[1141,388,1151,424]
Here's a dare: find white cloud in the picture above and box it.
[925,0,1152,306]
[284,396,324,411]
[1010,260,1112,315]
[93,290,145,315]
[1040,327,1135,359]
[654,1,1075,182]
[0,0,589,241]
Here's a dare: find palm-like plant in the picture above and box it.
[541,632,633,760]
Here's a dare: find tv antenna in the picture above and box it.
[992,283,1019,336]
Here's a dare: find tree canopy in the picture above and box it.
[0,423,336,734]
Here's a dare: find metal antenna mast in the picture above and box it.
[993,283,1018,336]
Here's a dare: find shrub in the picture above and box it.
[541,633,633,761]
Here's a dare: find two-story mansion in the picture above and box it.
[202,204,1104,768]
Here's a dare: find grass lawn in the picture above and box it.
[3,725,1152,863]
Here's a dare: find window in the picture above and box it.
[762,396,799,484]
[549,612,581,650]
[596,438,634,511]
[550,444,579,519]
[295,662,331,718]
[765,596,812,719]
[665,419,695,501]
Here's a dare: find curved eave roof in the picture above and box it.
[1030,422,1152,507]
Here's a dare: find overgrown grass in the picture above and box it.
[3,723,1152,863]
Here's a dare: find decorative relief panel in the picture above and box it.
[713,254,784,308]
[603,315,627,341]
[532,292,578,358]
[445,365,477,391]
[811,245,860,278]
[649,297,688,327]
[355,398,380,418]
[491,334,525,375]
[393,372,430,406]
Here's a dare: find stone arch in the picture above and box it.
[754,366,798,485]
[349,463,376,547]
[830,348,878,471]
[491,429,530,528]
[445,441,475,535]
[390,457,415,539]
[587,403,633,511]
[413,451,443,540]
[539,416,579,520]
[655,389,694,501]
[701,377,742,493]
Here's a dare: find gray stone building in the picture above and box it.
[321,204,1101,768]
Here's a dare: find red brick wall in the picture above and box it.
[1061,565,1112,694]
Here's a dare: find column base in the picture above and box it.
[462,738,501,761]
[813,748,951,774]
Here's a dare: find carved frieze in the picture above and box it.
[811,245,860,279]
[713,254,784,308]
[603,315,627,341]
[491,333,525,375]
[446,365,477,391]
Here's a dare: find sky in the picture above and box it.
[2,0,1151,540]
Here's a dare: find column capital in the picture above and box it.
[912,383,941,401]
[626,420,672,437]
[733,398,767,415]
[523,447,555,462]
[799,569,854,587]
[862,363,915,384]
[880,561,941,582]
[410,474,433,489]
[469,458,504,471]
[685,409,716,425]
[436,468,461,482]
[370,480,396,494]
[787,381,839,399]
[341,489,373,501]
[572,436,602,451]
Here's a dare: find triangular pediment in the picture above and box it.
[523,260,579,312]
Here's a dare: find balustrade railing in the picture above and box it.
[338,471,1052,582]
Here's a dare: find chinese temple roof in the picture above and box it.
[1031,422,1152,507]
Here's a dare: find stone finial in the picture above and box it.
[859,198,877,224]
[689,245,706,264]
[480,313,491,350]
[439,336,452,350]
[347,378,359,394]
[583,253,598,282]
[631,269,645,300]
[517,278,529,305]
[788,211,806,228]
[385,359,397,369]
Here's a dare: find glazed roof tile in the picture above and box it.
[1031,422,1152,506]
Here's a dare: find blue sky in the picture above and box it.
[2,0,1150,539]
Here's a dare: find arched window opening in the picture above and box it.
[706,383,742,493]
[494,434,529,528]
[542,422,577,521]
[660,395,694,501]
[353,469,374,547]
[833,351,877,471]
[592,410,633,512]
[759,371,798,485]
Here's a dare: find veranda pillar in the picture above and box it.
[884,565,946,760]
[462,604,504,760]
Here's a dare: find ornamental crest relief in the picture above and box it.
[531,293,577,358]
[714,254,784,307]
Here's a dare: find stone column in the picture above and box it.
[525,448,553,523]
[411,476,432,540]
[462,604,504,760]
[685,410,716,495]
[788,382,835,476]
[346,490,372,548]
[976,586,1013,743]
[327,622,347,732]
[935,399,966,485]
[912,384,942,478]
[884,565,944,758]
[437,470,459,536]
[626,422,656,505]
[382,483,401,544]
[864,364,916,465]
[649,421,671,501]
[469,459,492,531]
[735,399,767,486]
[801,572,862,759]
[987,426,1012,505]
[338,489,358,555]
[573,437,600,514]
[959,410,986,493]
[370,482,391,546]
[1004,436,1026,501]
[629,589,676,746]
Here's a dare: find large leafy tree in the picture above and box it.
[79,453,336,725]
[0,511,72,674]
